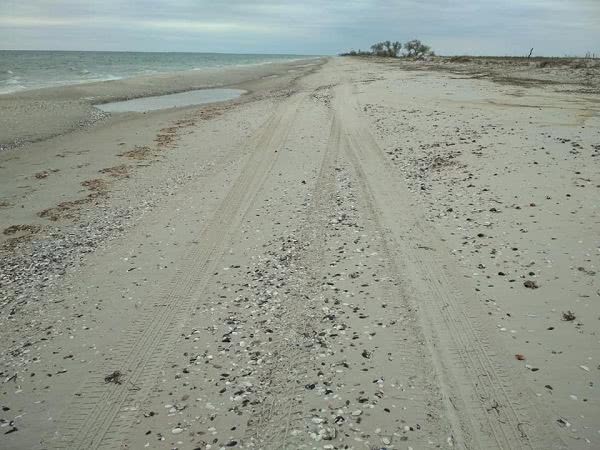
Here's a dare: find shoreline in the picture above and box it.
[0,49,319,95]
[0,57,317,96]
[0,57,325,150]
[0,56,598,449]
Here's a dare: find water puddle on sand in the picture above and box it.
[96,88,245,113]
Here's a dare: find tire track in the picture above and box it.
[46,94,304,450]
[245,95,343,448]
[246,85,446,448]
[334,83,566,450]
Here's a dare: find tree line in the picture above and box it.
[340,40,434,58]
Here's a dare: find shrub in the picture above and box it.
[340,39,434,59]
[404,39,434,58]
[370,41,402,57]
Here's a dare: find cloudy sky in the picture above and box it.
[1,0,599,56]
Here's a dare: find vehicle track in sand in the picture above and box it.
[47,95,304,450]
[334,82,567,450]
[244,79,565,449]
[37,60,572,450]
[235,93,448,448]
[244,105,344,447]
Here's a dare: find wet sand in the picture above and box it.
[0,58,324,149]
[0,57,599,449]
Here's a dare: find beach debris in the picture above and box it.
[118,145,154,160]
[99,164,130,177]
[81,178,109,192]
[515,354,526,360]
[577,267,596,276]
[3,224,41,236]
[561,311,576,321]
[104,370,123,384]
[523,280,538,289]
[3,373,17,383]
[556,418,571,428]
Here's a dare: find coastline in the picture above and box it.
[0,57,325,149]
[0,56,598,449]
[0,50,316,95]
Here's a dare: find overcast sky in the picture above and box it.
[1,0,599,56]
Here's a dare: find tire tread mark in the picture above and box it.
[245,95,342,449]
[48,95,305,450]
[335,83,566,450]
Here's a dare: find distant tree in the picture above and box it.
[343,40,434,58]
[370,42,385,56]
[386,41,402,57]
[370,41,402,57]
[403,39,434,58]
[339,49,372,57]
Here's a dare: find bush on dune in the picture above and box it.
[403,39,435,58]
[340,39,434,58]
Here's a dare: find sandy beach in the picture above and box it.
[1,56,599,449]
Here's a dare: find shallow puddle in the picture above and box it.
[96,88,246,112]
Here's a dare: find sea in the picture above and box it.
[0,51,313,94]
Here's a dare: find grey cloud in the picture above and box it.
[1,0,599,55]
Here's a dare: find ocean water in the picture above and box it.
[0,51,313,94]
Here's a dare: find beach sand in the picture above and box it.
[0,56,598,449]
